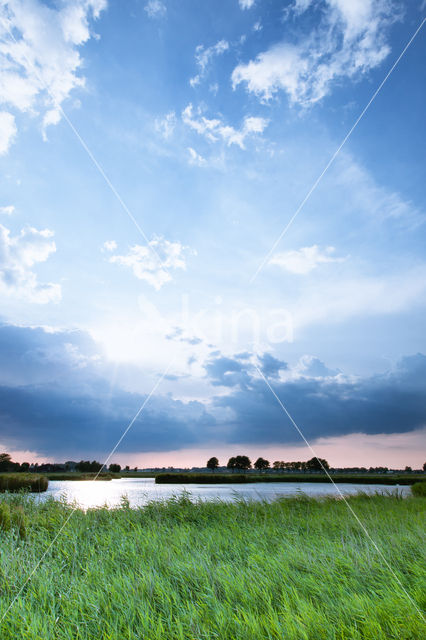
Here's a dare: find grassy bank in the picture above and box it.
[45,472,117,481]
[0,473,48,493]
[45,472,157,480]
[155,472,424,485]
[0,492,424,639]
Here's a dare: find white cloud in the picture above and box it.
[102,240,117,252]
[0,0,106,149]
[232,0,397,104]
[190,40,229,87]
[144,1,166,18]
[109,237,193,290]
[155,111,176,139]
[270,245,346,274]
[239,0,255,9]
[182,104,268,149]
[0,111,17,154]
[187,147,207,167]
[0,205,15,215]
[0,223,61,303]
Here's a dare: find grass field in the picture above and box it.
[0,491,424,639]
[155,472,424,485]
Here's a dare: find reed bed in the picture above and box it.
[0,473,48,493]
[0,492,424,639]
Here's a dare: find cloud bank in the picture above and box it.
[1,323,425,458]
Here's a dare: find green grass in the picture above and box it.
[0,492,424,639]
[156,472,424,485]
[0,474,48,493]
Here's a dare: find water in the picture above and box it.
[36,477,410,509]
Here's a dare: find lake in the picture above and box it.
[37,477,411,508]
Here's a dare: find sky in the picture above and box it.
[0,0,425,468]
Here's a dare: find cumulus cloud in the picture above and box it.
[232,0,397,104]
[0,0,106,149]
[108,236,193,290]
[190,39,229,87]
[102,239,117,252]
[0,205,15,215]
[144,1,166,18]
[270,245,346,274]
[182,103,268,149]
[0,222,61,303]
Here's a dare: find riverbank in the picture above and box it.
[155,472,424,485]
[0,492,424,639]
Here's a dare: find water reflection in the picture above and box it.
[36,478,410,509]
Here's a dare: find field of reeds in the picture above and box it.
[0,473,48,493]
[155,472,424,485]
[0,490,424,639]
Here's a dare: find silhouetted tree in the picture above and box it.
[0,453,12,471]
[227,457,237,472]
[124,465,130,471]
[20,462,30,472]
[405,466,412,473]
[207,457,219,472]
[306,457,329,471]
[423,462,426,472]
[234,455,251,470]
[109,463,121,473]
[254,457,270,471]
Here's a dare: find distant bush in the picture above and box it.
[0,473,48,493]
[411,482,426,497]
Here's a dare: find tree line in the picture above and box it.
[206,456,331,472]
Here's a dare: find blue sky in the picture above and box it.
[0,0,425,467]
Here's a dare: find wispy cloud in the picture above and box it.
[187,147,207,166]
[232,0,398,104]
[239,0,255,9]
[190,40,229,87]
[270,245,346,274]
[182,103,268,149]
[155,111,176,139]
[144,1,166,19]
[0,111,17,154]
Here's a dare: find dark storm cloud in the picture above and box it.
[258,353,288,378]
[1,322,426,457]
[0,322,213,457]
[207,352,426,445]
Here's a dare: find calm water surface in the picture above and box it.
[36,478,410,509]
